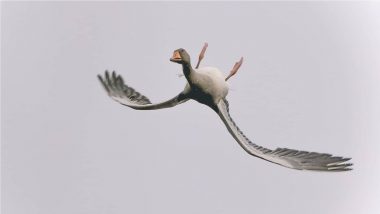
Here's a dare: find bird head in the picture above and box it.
[170,48,191,65]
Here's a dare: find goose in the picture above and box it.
[98,43,352,171]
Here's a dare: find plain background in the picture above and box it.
[2,2,380,214]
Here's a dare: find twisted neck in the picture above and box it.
[182,62,194,83]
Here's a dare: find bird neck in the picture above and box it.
[182,62,194,84]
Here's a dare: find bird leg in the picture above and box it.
[225,57,243,81]
[195,42,208,69]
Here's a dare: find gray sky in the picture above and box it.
[2,2,380,214]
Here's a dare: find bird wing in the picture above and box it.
[98,71,189,110]
[216,99,352,171]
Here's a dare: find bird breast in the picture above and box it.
[192,67,229,103]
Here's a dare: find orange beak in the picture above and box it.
[170,50,182,62]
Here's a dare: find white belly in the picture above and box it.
[193,67,229,103]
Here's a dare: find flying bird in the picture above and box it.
[98,43,352,171]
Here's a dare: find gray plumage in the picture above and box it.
[217,99,352,171]
[98,47,352,171]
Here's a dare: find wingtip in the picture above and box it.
[326,158,353,171]
[97,75,103,84]
[98,71,111,93]
[329,167,353,172]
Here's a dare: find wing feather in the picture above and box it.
[217,99,352,171]
[98,71,189,110]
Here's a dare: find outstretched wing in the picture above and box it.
[98,71,189,110]
[217,99,353,171]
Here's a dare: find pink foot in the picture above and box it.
[225,57,243,81]
[195,42,208,69]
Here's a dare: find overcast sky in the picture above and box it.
[2,2,380,214]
